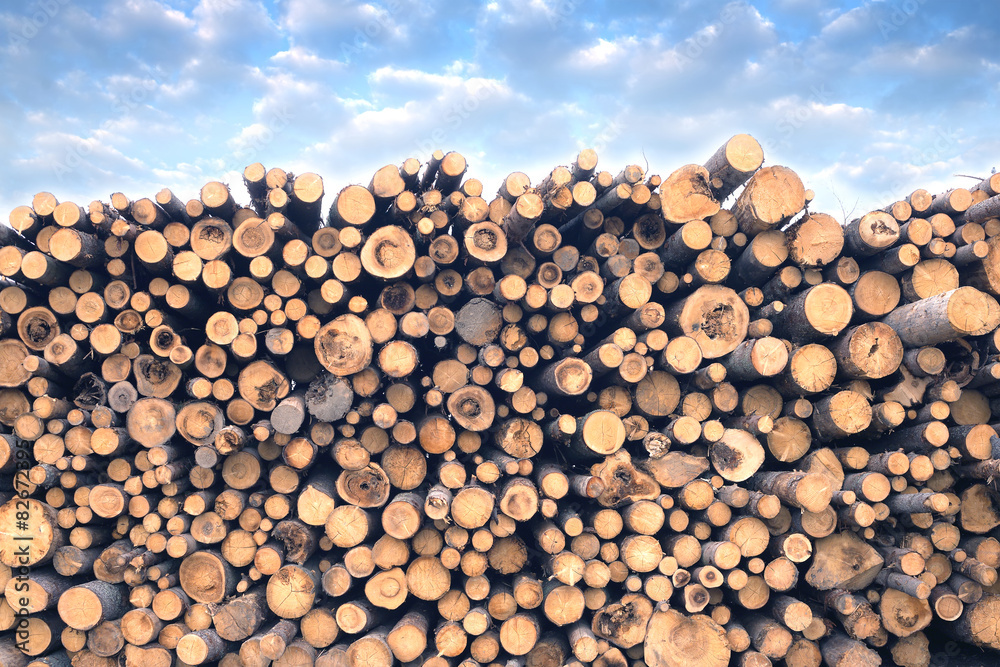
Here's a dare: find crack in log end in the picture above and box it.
[869,219,894,236]
[635,215,664,246]
[241,226,267,249]
[24,319,52,344]
[73,373,107,409]
[138,357,169,382]
[155,330,174,349]
[322,335,361,364]
[711,442,743,470]
[701,303,736,340]
[374,239,403,269]
[473,228,498,250]
[198,225,225,243]
[458,398,482,418]
[380,284,411,312]
[257,378,281,404]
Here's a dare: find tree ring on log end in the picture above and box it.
[314,314,373,376]
[179,552,230,603]
[336,463,390,508]
[0,498,58,567]
[447,385,496,431]
[673,286,749,359]
[547,358,593,396]
[361,225,416,279]
[0,339,30,387]
[803,284,854,336]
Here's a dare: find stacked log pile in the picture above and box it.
[2,135,1000,666]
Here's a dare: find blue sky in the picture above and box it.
[1,0,998,220]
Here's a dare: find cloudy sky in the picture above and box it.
[1,0,997,222]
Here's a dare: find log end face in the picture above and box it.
[679,286,750,359]
[0,499,58,567]
[804,284,854,337]
[550,358,594,396]
[57,586,102,630]
[948,286,1000,336]
[725,134,765,174]
[661,164,721,225]
[179,551,230,604]
[644,607,730,667]
[314,314,373,377]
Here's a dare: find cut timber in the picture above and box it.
[329,185,376,227]
[960,485,1000,534]
[723,337,788,381]
[666,285,749,359]
[850,270,900,320]
[968,234,1000,295]
[455,298,502,346]
[644,607,731,667]
[314,314,373,376]
[951,595,1000,650]
[266,564,319,618]
[784,212,844,268]
[0,498,63,567]
[503,192,544,244]
[591,594,653,648]
[641,452,711,488]
[752,471,833,513]
[212,589,267,641]
[881,286,1000,346]
[775,283,853,341]
[820,632,882,667]
[782,344,837,394]
[710,428,765,482]
[659,164,721,224]
[539,358,593,397]
[734,165,806,236]
[237,360,290,412]
[126,398,176,448]
[806,532,883,591]
[360,225,416,280]
[446,384,496,431]
[572,410,626,457]
[57,580,127,631]
[703,134,764,201]
[305,373,353,422]
[879,588,931,638]
[179,551,237,604]
[811,390,872,440]
[831,323,902,380]
[591,450,660,507]
[845,211,900,256]
[961,193,1000,224]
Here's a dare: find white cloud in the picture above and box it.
[0,0,998,227]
